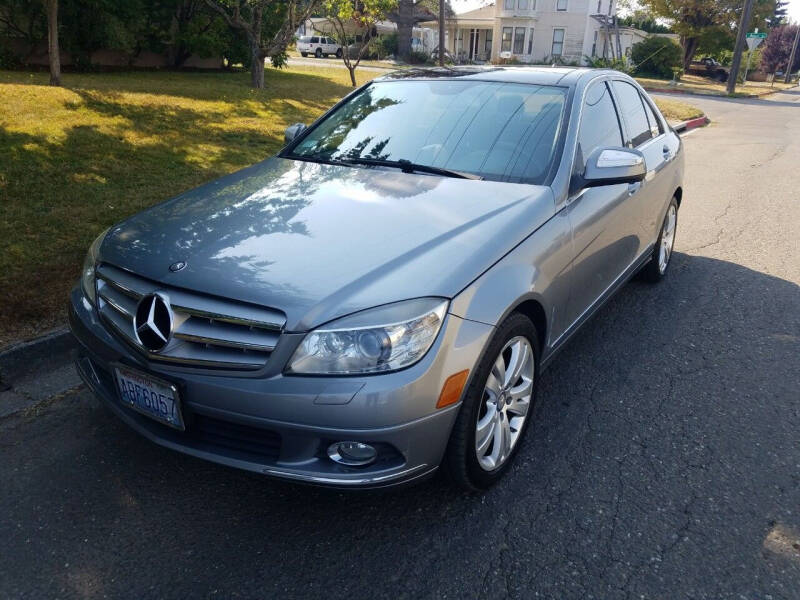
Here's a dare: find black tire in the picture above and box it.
[443,312,540,491]
[315,48,322,58]
[336,48,343,58]
[640,196,679,283]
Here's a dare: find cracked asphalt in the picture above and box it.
[2,89,799,599]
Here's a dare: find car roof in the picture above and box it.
[375,66,614,88]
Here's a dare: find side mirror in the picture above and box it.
[284,123,307,144]
[570,147,646,193]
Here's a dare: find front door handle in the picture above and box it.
[662,145,673,160]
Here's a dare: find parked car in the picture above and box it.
[70,67,683,490]
[690,57,729,82]
[297,35,342,58]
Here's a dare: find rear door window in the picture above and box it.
[311,36,320,44]
[611,80,653,147]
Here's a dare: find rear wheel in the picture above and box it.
[444,313,539,490]
[640,197,678,283]
[336,48,343,58]
[301,52,308,57]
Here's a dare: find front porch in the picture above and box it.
[448,27,494,63]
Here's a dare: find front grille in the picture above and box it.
[95,263,286,370]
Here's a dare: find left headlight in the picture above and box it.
[286,298,449,375]
[81,228,109,305]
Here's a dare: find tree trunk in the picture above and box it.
[45,0,60,86]
[682,36,699,70]
[395,0,414,60]
[251,45,265,89]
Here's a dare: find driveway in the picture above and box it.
[2,90,799,599]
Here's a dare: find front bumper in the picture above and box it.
[68,287,493,488]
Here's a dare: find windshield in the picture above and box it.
[287,79,568,184]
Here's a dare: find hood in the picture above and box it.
[100,158,554,331]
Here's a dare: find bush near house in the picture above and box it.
[631,37,682,79]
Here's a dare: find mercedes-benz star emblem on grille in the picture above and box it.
[169,261,186,272]
[133,293,174,353]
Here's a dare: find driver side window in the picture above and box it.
[576,81,623,172]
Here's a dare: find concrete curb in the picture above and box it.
[642,85,786,99]
[672,115,710,134]
[0,327,76,386]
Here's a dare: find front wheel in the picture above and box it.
[444,313,539,490]
[640,197,678,283]
[315,48,322,58]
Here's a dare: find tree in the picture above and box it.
[43,0,60,85]
[324,0,397,86]
[387,0,441,61]
[205,0,320,88]
[761,23,800,72]
[638,0,775,69]
[767,0,788,27]
[631,36,683,77]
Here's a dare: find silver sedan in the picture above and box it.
[69,66,683,489]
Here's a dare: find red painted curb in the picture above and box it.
[683,116,710,131]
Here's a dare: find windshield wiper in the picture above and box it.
[340,157,483,180]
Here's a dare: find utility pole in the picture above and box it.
[785,24,800,84]
[438,0,445,67]
[727,0,755,94]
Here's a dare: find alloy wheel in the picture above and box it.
[475,336,534,471]
[658,204,677,274]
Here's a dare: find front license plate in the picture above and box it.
[114,365,184,430]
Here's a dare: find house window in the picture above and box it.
[556,0,567,10]
[513,27,525,53]
[528,28,535,54]
[519,0,529,9]
[485,29,493,54]
[591,30,598,57]
[551,28,565,56]
[501,27,513,52]
[504,0,514,9]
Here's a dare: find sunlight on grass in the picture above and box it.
[0,67,375,345]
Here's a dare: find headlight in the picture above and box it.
[81,228,109,305]
[286,298,449,375]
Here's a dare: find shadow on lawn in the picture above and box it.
[0,69,354,342]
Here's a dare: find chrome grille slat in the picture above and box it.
[95,263,285,370]
[174,319,279,352]
[97,281,138,318]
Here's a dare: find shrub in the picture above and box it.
[407,50,431,64]
[631,36,682,79]
[374,33,398,60]
[584,55,633,74]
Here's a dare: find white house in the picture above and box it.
[423,0,647,65]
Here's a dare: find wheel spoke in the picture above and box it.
[475,408,496,456]
[500,416,512,461]
[505,341,527,388]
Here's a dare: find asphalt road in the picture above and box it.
[2,89,800,599]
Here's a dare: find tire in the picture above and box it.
[301,52,308,57]
[640,197,679,283]
[443,312,540,490]
[315,48,322,58]
[336,48,343,58]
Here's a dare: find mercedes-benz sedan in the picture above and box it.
[69,67,683,490]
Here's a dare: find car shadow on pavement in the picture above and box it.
[2,253,799,598]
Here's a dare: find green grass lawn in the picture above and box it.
[0,66,703,347]
[0,66,372,347]
[636,73,796,97]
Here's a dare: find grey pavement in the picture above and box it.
[1,89,799,599]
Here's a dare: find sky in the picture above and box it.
[452,0,800,22]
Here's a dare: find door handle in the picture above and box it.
[662,145,673,160]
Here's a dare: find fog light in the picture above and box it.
[327,441,377,466]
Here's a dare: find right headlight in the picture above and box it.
[81,227,109,305]
[286,298,449,375]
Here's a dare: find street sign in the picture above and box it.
[746,32,767,38]
[746,36,764,51]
